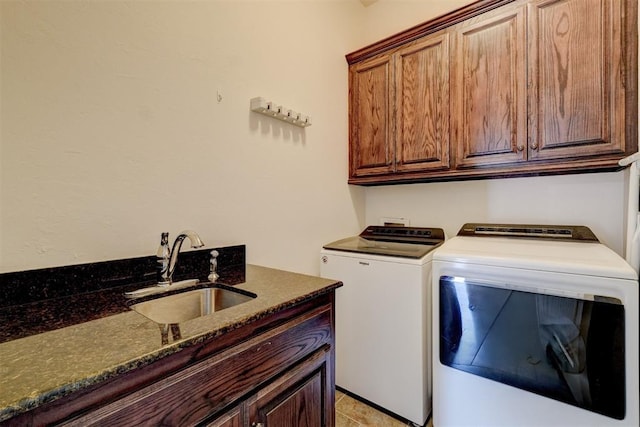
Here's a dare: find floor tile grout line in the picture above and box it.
[336,409,363,426]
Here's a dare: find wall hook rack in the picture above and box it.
[250,97,312,128]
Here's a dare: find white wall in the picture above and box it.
[358,0,629,255]
[0,0,366,274]
[365,172,627,254]
[0,0,632,276]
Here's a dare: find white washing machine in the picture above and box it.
[432,223,639,427]
[320,225,445,426]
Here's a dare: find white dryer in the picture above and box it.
[320,225,445,426]
[432,223,639,427]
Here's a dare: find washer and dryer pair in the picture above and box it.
[321,223,639,427]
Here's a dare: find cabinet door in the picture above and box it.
[349,54,395,177]
[451,5,527,169]
[527,0,626,160]
[395,33,450,173]
[205,405,244,427]
[248,347,333,427]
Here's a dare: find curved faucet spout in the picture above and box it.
[167,230,205,283]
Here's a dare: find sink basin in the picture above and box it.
[130,285,256,324]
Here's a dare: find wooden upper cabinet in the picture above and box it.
[451,5,527,169]
[349,54,394,177]
[396,33,450,173]
[349,31,450,180]
[528,0,626,160]
[346,0,636,184]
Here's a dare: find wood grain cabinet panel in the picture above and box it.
[451,4,527,169]
[349,54,394,177]
[528,0,626,160]
[248,347,330,427]
[349,31,450,180]
[396,34,450,173]
[206,406,244,427]
[259,373,322,427]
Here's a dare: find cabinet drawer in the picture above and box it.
[63,305,333,426]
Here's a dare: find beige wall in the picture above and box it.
[0,0,367,273]
[0,0,632,275]
[354,0,471,47]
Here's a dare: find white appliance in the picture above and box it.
[432,223,639,427]
[619,152,640,273]
[320,226,445,426]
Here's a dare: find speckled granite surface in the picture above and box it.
[0,257,341,422]
[0,246,245,343]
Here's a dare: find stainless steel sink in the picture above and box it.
[130,285,256,324]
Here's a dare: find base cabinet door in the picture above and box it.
[248,347,332,427]
[206,406,244,427]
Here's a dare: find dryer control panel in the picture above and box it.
[457,223,599,242]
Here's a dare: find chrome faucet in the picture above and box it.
[157,230,205,286]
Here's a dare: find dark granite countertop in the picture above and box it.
[0,263,341,422]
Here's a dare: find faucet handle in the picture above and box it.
[156,232,171,286]
[208,250,220,282]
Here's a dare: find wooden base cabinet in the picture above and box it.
[347,0,637,185]
[6,295,336,427]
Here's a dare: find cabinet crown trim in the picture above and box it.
[346,0,515,64]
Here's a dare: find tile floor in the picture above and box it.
[335,390,433,427]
